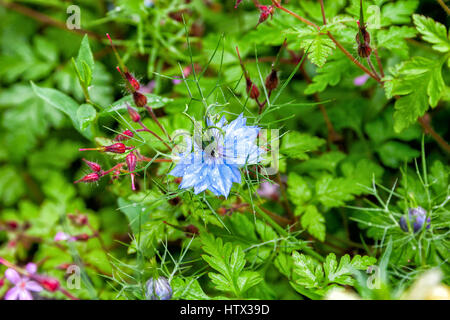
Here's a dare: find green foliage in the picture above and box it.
[0,0,448,302]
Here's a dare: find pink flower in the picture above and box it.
[4,266,42,300]
[353,74,370,86]
[257,181,280,201]
[54,231,75,242]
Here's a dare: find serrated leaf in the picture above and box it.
[287,172,312,207]
[300,34,336,67]
[315,175,356,208]
[280,131,325,160]
[301,205,325,241]
[377,26,417,58]
[413,14,450,53]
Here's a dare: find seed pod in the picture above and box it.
[356,21,372,58]
[246,79,260,100]
[146,276,172,300]
[82,159,102,172]
[265,69,279,91]
[133,91,147,108]
[400,206,431,233]
[127,105,141,122]
[74,172,100,184]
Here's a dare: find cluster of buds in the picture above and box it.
[67,213,88,226]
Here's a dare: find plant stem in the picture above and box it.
[144,106,172,142]
[137,119,172,151]
[437,0,450,15]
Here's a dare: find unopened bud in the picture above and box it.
[265,69,279,91]
[400,206,431,233]
[246,79,260,100]
[39,277,60,292]
[185,224,199,236]
[82,158,102,172]
[75,233,90,241]
[126,152,137,190]
[68,214,88,226]
[133,91,147,108]
[104,143,128,154]
[127,105,141,122]
[6,221,18,230]
[125,72,140,91]
[258,5,274,25]
[74,172,100,184]
[115,129,134,141]
[146,276,172,300]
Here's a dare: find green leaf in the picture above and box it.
[287,172,312,207]
[280,131,325,160]
[315,175,356,208]
[381,0,418,26]
[413,14,450,53]
[31,82,92,139]
[323,253,376,285]
[292,251,323,288]
[303,37,335,67]
[200,233,261,296]
[301,205,326,241]
[377,141,420,168]
[391,57,445,132]
[377,26,417,58]
[77,104,97,130]
[304,52,351,94]
[75,35,95,85]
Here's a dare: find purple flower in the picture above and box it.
[146,276,172,300]
[400,206,431,233]
[257,181,280,201]
[353,74,370,86]
[140,80,156,94]
[4,265,42,300]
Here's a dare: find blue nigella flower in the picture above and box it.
[399,206,431,233]
[169,113,265,198]
[146,276,172,300]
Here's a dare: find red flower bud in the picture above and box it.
[133,91,147,108]
[75,233,90,241]
[246,79,260,100]
[104,143,127,154]
[125,72,140,91]
[68,214,88,226]
[265,69,279,91]
[115,129,134,141]
[40,277,60,292]
[185,224,199,235]
[127,105,141,122]
[82,158,102,172]
[257,5,274,25]
[6,221,18,230]
[74,172,100,184]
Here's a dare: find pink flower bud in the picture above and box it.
[104,143,127,154]
[39,277,60,292]
[257,5,274,25]
[125,72,140,91]
[115,129,134,141]
[127,105,141,122]
[74,172,100,184]
[126,152,137,190]
[82,158,102,172]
